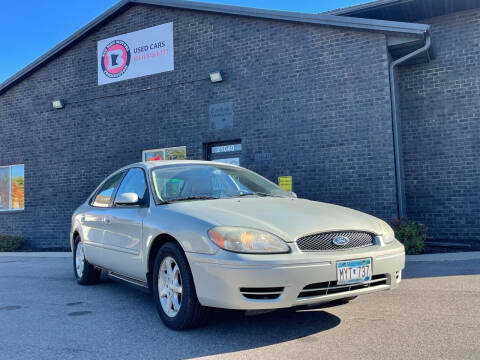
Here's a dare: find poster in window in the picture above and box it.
[0,168,9,209]
[11,166,24,209]
[143,146,186,162]
[144,149,165,161]
[165,147,187,160]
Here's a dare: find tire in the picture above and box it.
[73,236,101,285]
[152,242,210,330]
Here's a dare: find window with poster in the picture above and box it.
[0,164,25,211]
[142,146,187,162]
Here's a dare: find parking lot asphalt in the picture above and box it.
[0,253,479,360]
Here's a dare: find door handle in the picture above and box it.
[103,217,112,225]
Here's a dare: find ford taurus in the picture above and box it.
[71,160,405,330]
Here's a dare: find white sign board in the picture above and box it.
[97,22,174,85]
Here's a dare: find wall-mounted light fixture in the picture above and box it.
[52,99,65,109]
[209,71,223,83]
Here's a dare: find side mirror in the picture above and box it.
[115,192,140,206]
[290,191,298,198]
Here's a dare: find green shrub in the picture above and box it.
[390,218,427,255]
[0,234,24,252]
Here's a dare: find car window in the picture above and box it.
[92,172,124,207]
[151,164,292,202]
[114,168,148,204]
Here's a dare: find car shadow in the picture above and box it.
[94,277,342,359]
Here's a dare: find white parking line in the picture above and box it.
[0,252,71,258]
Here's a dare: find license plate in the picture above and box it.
[336,258,372,285]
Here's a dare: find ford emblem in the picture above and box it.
[332,236,349,246]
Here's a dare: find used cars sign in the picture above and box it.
[97,22,174,85]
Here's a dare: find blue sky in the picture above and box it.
[0,0,368,84]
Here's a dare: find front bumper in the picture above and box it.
[186,241,405,310]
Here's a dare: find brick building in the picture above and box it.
[0,0,478,248]
[330,0,480,242]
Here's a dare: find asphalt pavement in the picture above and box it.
[0,252,479,360]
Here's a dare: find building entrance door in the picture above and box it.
[205,141,242,165]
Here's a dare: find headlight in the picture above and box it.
[379,219,395,244]
[208,227,290,254]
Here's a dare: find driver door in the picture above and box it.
[82,171,125,267]
[101,167,149,280]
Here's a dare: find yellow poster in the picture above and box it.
[278,176,292,192]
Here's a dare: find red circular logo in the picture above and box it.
[101,40,131,78]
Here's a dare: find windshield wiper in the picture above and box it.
[165,196,219,203]
[232,192,283,198]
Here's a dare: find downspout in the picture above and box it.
[389,31,431,219]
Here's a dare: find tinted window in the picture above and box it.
[92,172,124,207]
[115,168,148,204]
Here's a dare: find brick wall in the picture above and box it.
[398,9,480,240]
[0,4,397,248]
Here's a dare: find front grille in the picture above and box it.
[240,287,284,300]
[298,274,388,299]
[296,231,375,251]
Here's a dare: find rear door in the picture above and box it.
[82,171,125,266]
[101,167,149,280]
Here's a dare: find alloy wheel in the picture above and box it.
[75,241,85,278]
[158,256,183,317]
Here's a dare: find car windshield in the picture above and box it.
[150,163,292,203]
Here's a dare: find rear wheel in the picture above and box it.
[152,242,210,330]
[73,236,101,285]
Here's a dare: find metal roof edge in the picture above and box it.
[0,0,428,95]
[135,0,428,34]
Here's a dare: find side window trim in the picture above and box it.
[90,171,126,208]
[112,167,150,208]
[109,171,127,207]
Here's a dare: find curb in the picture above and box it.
[0,252,71,258]
[406,251,480,262]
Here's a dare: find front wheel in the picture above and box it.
[73,236,101,285]
[152,242,210,330]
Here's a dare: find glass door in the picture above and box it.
[205,141,242,166]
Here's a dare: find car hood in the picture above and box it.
[167,197,382,242]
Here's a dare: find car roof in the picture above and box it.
[124,160,240,171]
